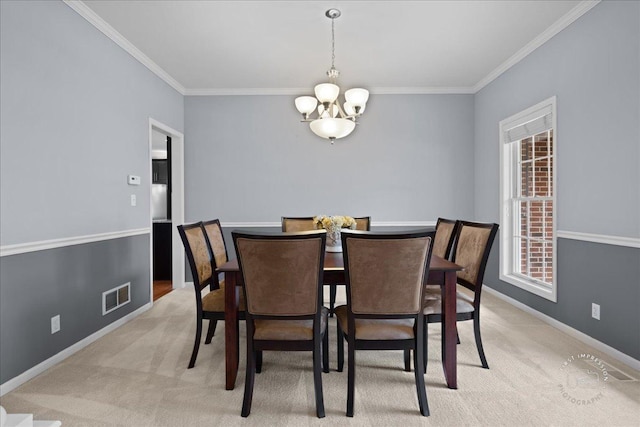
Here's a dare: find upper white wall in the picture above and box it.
[184,94,475,223]
[0,0,184,246]
[474,0,639,238]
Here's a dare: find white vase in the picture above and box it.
[326,229,342,252]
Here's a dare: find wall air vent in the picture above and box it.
[102,282,131,315]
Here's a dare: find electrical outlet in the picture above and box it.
[51,315,61,334]
[591,303,600,320]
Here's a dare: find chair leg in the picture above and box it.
[423,320,429,372]
[241,338,256,417]
[322,329,330,373]
[346,339,355,417]
[188,313,203,369]
[313,337,326,418]
[404,349,411,372]
[329,284,337,317]
[255,350,263,373]
[414,323,430,416]
[473,315,489,369]
[204,319,217,344]
[337,322,344,372]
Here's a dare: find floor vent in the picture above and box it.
[579,358,637,382]
[102,282,131,315]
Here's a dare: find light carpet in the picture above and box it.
[1,288,638,426]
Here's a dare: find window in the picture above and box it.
[499,97,557,302]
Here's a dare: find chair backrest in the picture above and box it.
[341,230,433,315]
[233,230,326,317]
[177,222,214,292]
[450,221,499,295]
[281,216,316,232]
[202,219,228,269]
[432,218,460,260]
[353,216,371,231]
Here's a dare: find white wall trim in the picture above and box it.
[63,1,186,95]
[473,0,601,93]
[219,221,436,228]
[184,87,475,96]
[0,302,152,397]
[557,230,640,248]
[0,228,150,257]
[483,286,640,372]
[66,0,599,97]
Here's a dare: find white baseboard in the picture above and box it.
[0,302,152,397]
[483,286,640,372]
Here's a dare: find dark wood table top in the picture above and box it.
[217,252,461,273]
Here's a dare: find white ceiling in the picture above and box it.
[78,0,593,95]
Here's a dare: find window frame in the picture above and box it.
[499,96,557,302]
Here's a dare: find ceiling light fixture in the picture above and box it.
[294,9,369,144]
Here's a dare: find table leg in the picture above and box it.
[442,270,457,389]
[225,271,239,390]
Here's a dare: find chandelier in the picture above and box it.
[294,9,369,144]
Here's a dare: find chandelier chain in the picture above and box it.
[331,16,335,70]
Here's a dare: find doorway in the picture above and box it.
[151,129,172,300]
[149,119,185,304]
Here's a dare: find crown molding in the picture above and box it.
[184,87,476,96]
[473,0,601,93]
[64,0,186,95]
[67,0,599,97]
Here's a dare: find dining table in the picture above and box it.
[217,251,463,390]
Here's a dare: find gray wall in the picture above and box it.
[474,1,640,358]
[0,1,183,383]
[184,94,475,223]
[0,235,150,384]
[0,0,184,246]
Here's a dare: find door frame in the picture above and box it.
[149,118,185,298]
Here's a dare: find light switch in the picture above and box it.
[130,194,137,206]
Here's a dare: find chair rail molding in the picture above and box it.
[220,221,436,228]
[556,230,640,248]
[0,228,150,257]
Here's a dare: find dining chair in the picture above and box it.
[432,217,461,260]
[328,216,371,316]
[336,230,434,417]
[232,230,329,418]
[422,220,499,371]
[177,221,245,369]
[280,216,316,232]
[280,216,371,316]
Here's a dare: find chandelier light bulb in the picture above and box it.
[314,83,340,104]
[344,102,366,117]
[295,96,318,117]
[345,88,369,109]
[310,118,356,143]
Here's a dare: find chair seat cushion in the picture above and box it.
[202,283,246,312]
[422,290,474,316]
[334,305,415,340]
[253,307,329,341]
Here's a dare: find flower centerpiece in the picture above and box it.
[313,215,357,252]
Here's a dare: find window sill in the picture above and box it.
[499,272,557,302]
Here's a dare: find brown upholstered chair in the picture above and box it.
[177,221,245,369]
[336,230,434,417]
[233,230,329,418]
[432,218,461,260]
[423,220,499,370]
[280,216,371,316]
[281,216,316,232]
